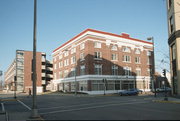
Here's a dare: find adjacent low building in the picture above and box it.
[52,29,154,94]
[4,50,53,93]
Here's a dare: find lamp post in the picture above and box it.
[147,37,156,97]
[30,0,39,118]
[103,78,107,95]
[143,77,145,93]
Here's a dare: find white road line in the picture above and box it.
[39,99,137,110]
[40,101,147,115]
[17,100,31,111]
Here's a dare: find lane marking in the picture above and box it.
[40,101,147,115]
[39,99,137,110]
[17,100,31,111]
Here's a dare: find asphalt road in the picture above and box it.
[1,93,180,120]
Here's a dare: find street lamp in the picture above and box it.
[143,77,145,93]
[147,37,156,97]
[103,78,107,95]
[30,0,39,118]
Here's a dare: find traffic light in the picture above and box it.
[162,69,166,77]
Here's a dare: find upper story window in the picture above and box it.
[136,68,141,76]
[147,50,152,56]
[94,52,102,59]
[59,71,63,78]
[94,64,102,75]
[64,70,69,78]
[135,49,141,54]
[80,65,85,75]
[80,43,85,50]
[54,63,57,70]
[122,46,131,53]
[64,59,69,66]
[111,45,117,51]
[111,54,118,61]
[112,65,118,75]
[80,53,85,61]
[64,51,69,57]
[94,42,101,48]
[53,57,57,62]
[71,48,76,54]
[171,44,176,60]
[123,55,131,63]
[71,56,76,64]
[135,57,141,64]
[169,16,174,34]
[123,67,131,76]
[59,61,63,68]
[168,0,172,10]
[59,54,63,60]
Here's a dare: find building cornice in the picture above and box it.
[53,29,153,54]
[168,30,180,45]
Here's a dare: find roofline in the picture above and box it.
[53,28,153,53]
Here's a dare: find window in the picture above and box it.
[94,64,102,75]
[64,51,69,57]
[54,63,57,70]
[147,57,152,65]
[71,68,76,77]
[94,42,101,48]
[64,59,69,66]
[59,61,63,68]
[80,65,85,75]
[168,0,172,9]
[135,57,140,64]
[123,47,131,53]
[171,44,176,60]
[147,50,151,56]
[169,16,174,34]
[59,71,63,78]
[123,55,131,62]
[111,45,117,51]
[80,43,85,50]
[71,56,76,64]
[123,67,131,76]
[111,54,118,61]
[80,53,85,61]
[112,65,118,75]
[64,70,69,78]
[136,68,141,76]
[71,48,76,54]
[135,49,140,54]
[94,52,102,59]
[54,72,56,80]
[59,54,63,60]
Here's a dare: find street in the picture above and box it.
[1,93,180,120]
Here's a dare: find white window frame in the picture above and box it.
[111,53,118,61]
[94,64,102,75]
[80,43,85,50]
[135,57,141,64]
[111,45,117,51]
[80,53,85,61]
[94,52,102,59]
[136,68,141,76]
[123,47,131,53]
[123,55,131,62]
[94,42,101,48]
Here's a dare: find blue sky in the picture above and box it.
[0,0,169,74]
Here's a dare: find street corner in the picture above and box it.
[152,99,180,104]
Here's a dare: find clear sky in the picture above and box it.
[0,0,169,75]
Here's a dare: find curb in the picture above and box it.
[152,100,180,104]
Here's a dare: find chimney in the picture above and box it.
[121,33,130,38]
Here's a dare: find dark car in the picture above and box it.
[119,89,139,96]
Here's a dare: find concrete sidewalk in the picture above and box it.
[152,96,180,104]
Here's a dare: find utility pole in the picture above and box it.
[30,0,39,118]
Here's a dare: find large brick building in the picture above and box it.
[4,50,53,93]
[52,29,154,94]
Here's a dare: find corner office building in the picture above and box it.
[167,0,180,95]
[52,29,154,94]
[4,50,53,93]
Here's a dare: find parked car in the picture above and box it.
[131,88,143,94]
[152,87,172,93]
[119,89,139,96]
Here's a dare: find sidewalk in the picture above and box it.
[152,96,180,104]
